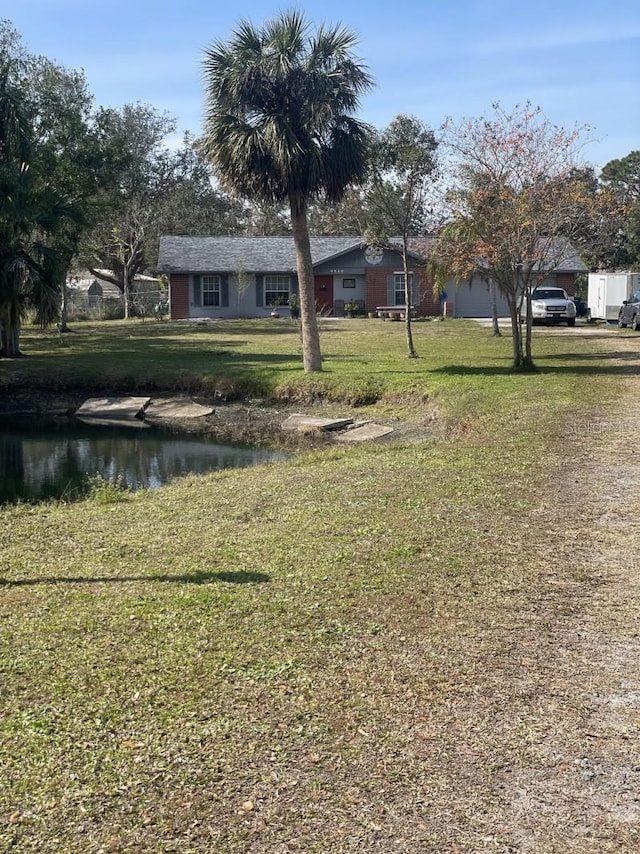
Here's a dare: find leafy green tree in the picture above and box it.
[364,114,439,357]
[83,111,247,316]
[551,165,626,273]
[601,150,640,203]
[0,20,95,198]
[202,9,373,372]
[600,151,640,269]
[1,19,97,330]
[306,189,368,236]
[147,133,247,267]
[244,200,291,236]
[0,64,30,163]
[0,66,81,356]
[80,103,176,317]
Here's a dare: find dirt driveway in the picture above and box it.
[499,331,640,851]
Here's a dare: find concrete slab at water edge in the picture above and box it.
[144,398,214,420]
[75,416,150,429]
[76,396,215,423]
[335,423,395,443]
[281,413,394,443]
[70,399,402,444]
[281,414,354,433]
[75,397,151,420]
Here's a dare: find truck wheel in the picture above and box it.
[634,314,640,331]
[567,318,576,327]
[618,314,627,328]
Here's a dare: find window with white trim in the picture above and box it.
[264,274,291,306]
[202,275,221,307]
[393,272,414,305]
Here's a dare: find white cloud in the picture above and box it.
[475,23,640,56]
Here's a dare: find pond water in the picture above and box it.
[0,416,288,504]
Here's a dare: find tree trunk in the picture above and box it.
[123,266,131,319]
[515,270,534,368]
[0,318,21,358]
[525,292,533,366]
[490,280,501,336]
[507,296,523,368]
[402,239,417,358]
[59,280,69,332]
[290,198,322,372]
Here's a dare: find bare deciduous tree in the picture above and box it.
[436,103,595,368]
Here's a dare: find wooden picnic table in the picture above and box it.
[375,306,417,319]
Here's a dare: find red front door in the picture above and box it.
[313,275,334,315]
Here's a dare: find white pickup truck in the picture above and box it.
[524,287,577,326]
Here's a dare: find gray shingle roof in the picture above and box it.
[538,238,588,272]
[158,236,364,274]
[409,235,587,272]
[158,234,587,274]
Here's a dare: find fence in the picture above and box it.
[66,288,168,321]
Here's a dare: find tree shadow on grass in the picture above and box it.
[432,360,640,377]
[534,351,640,362]
[39,345,298,366]
[431,364,525,377]
[0,569,270,587]
[196,322,302,337]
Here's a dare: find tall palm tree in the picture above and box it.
[202,10,373,371]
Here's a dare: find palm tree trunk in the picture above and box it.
[6,325,20,358]
[0,317,20,358]
[0,285,23,357]
[290,198,322,372]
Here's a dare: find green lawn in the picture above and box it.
[2,316,619,419]
[0,317,631,851]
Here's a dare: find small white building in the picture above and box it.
[66,270,164,316]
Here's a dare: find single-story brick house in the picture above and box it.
[157,235,587,320]
[158,236,441,320]
[447,254,587,318]
[406,236,587,317]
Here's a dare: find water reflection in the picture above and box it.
[0,417,287,504]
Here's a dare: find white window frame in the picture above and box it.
[393,272,414,305]
[202,275,221,307]
[264,274,291,306]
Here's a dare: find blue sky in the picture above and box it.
[6,0,640,169]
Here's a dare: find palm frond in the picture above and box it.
[202,10,373,207]
[0,64,32,165]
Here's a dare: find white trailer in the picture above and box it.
[587,272,640,321]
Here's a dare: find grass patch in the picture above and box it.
[2,316,624,418]
[0,318,634,851]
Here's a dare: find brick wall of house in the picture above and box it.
[365,263,440,316]
[169,274,189,319]
[365,268,389,314]
[555,272,576,295]
[418,270,441,316]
